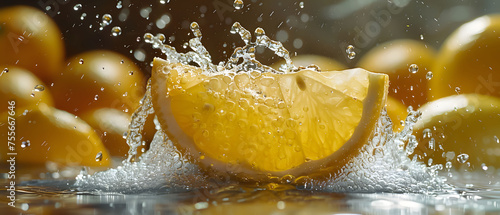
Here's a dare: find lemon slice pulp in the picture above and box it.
[151,58,388,179]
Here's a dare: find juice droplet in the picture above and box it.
[457,153,469,163]
[346,45,356,60]
[95,151,103,162]
[111,26,122,36]
[73,4,82,11]
[233,0,244,10]
[34,85,45,92]
[426,71,433,80]
[409,64,419,74]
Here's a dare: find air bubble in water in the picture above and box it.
[80,13,87,20]
[116,1,123,9]
[30,93,35,97]
[3,68,8,73]
[129,71,134,75]
[34,85,45,92]
[73,4,82,11]
[426,71,433,80]
[455,87,461,94]
[457,153,469,163]
[409,64,419,74]
[95,151,103,162]
[79,59,84,64]
[346,45,356,60]
[111,26,122,36]
[299,1,305,8]
[94,95,99,100]
[494,135,499,143]
[21,140,30,148]
[445,161,452,169]
[233,0,244,10]
[159,0,170,4]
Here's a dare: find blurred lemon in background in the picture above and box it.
[80,108,130,157]
[0,104,110,167]
[358,39,436,108]
[151,58,388,179]
[51,50,145,115]
[0,6,64,83]
[0,66,53,109]
[413,94,500,170]
[430,15,500,101]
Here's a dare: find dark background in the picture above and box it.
[1,0,499,76]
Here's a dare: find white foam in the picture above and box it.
[316,109,449,193]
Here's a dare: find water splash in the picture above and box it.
[76,22,448,194]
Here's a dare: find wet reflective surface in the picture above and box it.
[2,170,500,214]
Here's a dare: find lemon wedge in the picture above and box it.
[151,58,388,179]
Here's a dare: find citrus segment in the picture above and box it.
[151,58,388,178]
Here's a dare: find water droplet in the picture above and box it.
[111,26,122,36]
[159,0,170,4]
[116,1,123,9]
[156,33,166,43]
[482,163,488,171]
[426,71,433,80]
[428,138,435,150]
[346,45,356,60]
[409,64,419,74]
[457,154,469,164]
[102,14,113,27]
[80,13,87,20]
[34,85,45,92]
[420,34,424,40]
[122,131,128,139]
[30,93,35,97]
[95,151,103,162]
[144,33,154,43]
[422,128,432,139]
[79,59,84,64]
[455,87,461,94]
[21,140,30,148]
[73,4,82,11]
[233,0,244,10]
[445,161,452,169]
[299,1,305,8]
[494,136,499,143]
